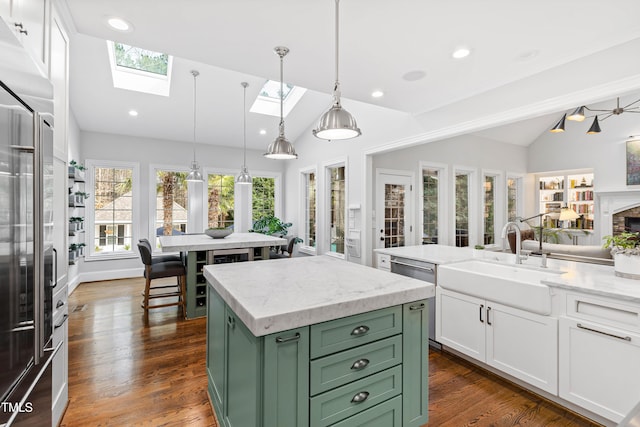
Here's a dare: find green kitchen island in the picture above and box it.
[203,255,433,427]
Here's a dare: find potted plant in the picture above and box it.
[603,231,640,278]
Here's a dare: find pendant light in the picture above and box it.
[313,0,361,141]
[264,46,298,159]
[236,82,252,184]
[186,70,203,182]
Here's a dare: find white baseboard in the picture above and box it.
[68,268,143,294]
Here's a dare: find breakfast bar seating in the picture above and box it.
[137,240,187,321]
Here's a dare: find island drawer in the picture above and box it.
[310,335,402,396]
[310,306,402,358]
[310,365,402,427]
[330,395,402,427]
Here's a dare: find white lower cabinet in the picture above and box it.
[559,316,640,423]
[52,283,69,426]
[437,287,558,394]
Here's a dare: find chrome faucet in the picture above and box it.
[501,221,524,264]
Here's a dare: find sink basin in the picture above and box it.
[438,260,563,315]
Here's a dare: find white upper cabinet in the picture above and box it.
[4,0,49,72]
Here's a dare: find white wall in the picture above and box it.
[76,130,285,281]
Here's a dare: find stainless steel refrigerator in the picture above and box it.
[0,30,58,427]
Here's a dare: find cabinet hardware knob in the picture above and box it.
[479,304,484,323]
[409,303,425,311]
[351,391,369,403]
[227,316,235,328]
[577,323,631,341]
[351,325,370,336]
[275,332,300,343]
[486,306,492,325]
[350,358,370,370]
[14,22,27,35]
[56,300,65,308]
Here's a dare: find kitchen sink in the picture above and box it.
[437,260,564,315]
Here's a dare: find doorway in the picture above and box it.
[375,170,414,250]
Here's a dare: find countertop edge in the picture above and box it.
[205,269,434,336]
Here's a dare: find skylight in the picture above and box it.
[107,41,173,96]
[250,80,307,118]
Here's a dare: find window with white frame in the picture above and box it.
[207,173,235,229]
[483,175,496,245]
[507,174,523,222]
[154,169,189,247]
[422,168,440,245]
[327,165,346,255]
[455,170,472,247]
[91,163,136,256]
[252,176,275,221]
[303,171,317,249]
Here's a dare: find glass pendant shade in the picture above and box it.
[587,116,601,134]
[313,103,361,140]
[567,106,586,122]
[186,160,203,182]
[237,82,253,183]
[549,113,566,133]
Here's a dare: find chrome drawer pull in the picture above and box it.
[275,332,301,343]
[409,303,425,311]
[351,325,370,336]
[351,391,369,403]
[577,323,631,341]
[350,358,370,370]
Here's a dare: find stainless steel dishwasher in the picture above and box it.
[390,256,440,349]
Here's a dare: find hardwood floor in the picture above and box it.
[61,278,601,427]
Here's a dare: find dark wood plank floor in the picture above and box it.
[61,278,601,427]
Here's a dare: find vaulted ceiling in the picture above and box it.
[63,0,640,150]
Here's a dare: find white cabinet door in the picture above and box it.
[559,317,640,423]
[486,302,558,394]
[436,288,485,361]
[1,0,11,19]
[5,0,48,70]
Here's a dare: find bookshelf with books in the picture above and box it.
[537,171,594,230]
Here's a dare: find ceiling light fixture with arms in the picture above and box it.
[550,97,640,135]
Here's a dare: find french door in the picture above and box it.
[375,171,413,249]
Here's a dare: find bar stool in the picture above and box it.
[137,241,186,320]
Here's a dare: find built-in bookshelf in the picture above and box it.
[537,171,594,230]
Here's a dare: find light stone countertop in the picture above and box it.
[203,255,434,337]
[374,245,475,264]
[378,244,640,303]
[159,232,286,252]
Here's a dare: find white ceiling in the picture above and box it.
[63,0,640,150]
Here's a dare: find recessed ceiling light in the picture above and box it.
[452,47,471,59]
[402,70,427,82]
[371,90,384,98]
[128,110,138,117]
[106,17,133,32]
[259,129,267,135]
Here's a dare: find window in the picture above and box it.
[207,174,235,229]
[507,174,523,222]
[455,171,471,247]
[303,171,317,249]
[328,166,346,255]
[106,41,173,96]
[92,165,135,255]
[154,169,188,247]
[252,177,275,220]
[483,175,496,245]
[250,79,307,118]
[422,168,440,244]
